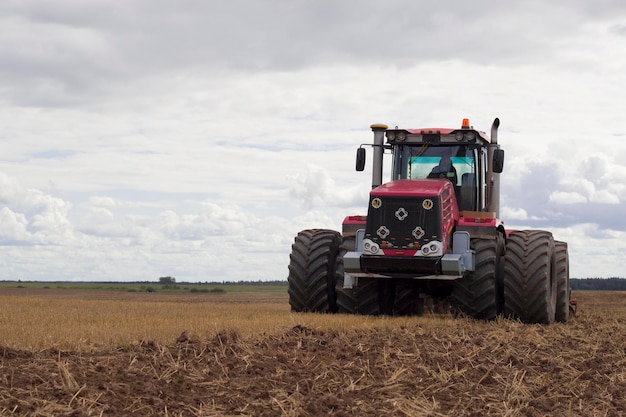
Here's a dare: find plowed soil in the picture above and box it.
[1,290,625,416]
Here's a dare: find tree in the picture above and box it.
[159,276,176,288]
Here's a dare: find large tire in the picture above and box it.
[555,241,570,322]
[337,277,381,315]
[288,229,341,313]
[495,235,506,314]
[451,236,502,320]
[394,281,424,316]
[354,278,381,315]
[335,238,357,314]
[335,237,381,315]
[504,230,557,324]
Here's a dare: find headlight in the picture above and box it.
[419,241,443,257]
[362,239,380,255]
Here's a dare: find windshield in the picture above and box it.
[393,145,475,187]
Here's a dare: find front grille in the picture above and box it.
[365,196,442,250]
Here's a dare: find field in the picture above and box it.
[0,286,625,416]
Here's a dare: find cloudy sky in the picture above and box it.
[1,0,625,282]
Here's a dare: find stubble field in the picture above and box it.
[0,287,625,416]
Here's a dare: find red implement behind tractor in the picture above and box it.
[288,118,572,323]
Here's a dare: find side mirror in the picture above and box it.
[356,147,366,171]
[493,149,504,173]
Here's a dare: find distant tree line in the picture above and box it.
[215,280,288,286]
[571,278,626,291]
[156,278,288,286]
[4,278,626,290]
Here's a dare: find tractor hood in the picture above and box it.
[370,178,455,198]
[364,178,460,260]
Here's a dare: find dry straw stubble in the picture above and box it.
[0,288,625,416]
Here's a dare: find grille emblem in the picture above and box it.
[395,207,408,221]
[377,226,390,239]
[412,226,425,240]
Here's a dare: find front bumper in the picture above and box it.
[342,231,474,286]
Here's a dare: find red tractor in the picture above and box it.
[287,118,572,324]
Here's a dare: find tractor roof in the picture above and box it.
[382,119,492,145]
[385,126,491,145]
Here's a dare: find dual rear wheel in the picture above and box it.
[503,230,569,324]
[287,229,341,313]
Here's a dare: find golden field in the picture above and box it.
[0,287,625,416]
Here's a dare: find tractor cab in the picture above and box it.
[358,118,504,216]
[391,143,481,212]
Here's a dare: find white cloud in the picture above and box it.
[77,206,135,238]
[0,172,26,204]
[549,224,626,278]
[88,196,119,207]
[582,154,611,185]
[0,207,29,243]
[160,201,249,240]
[0,173,74,245]
[589,190,620,204]
[549,191,587,204]
[500,207,528,221]
[287,164,367,209]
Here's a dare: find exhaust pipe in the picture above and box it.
[491,117,500,144]
[370,124,387,189]
[487,117,501,217]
